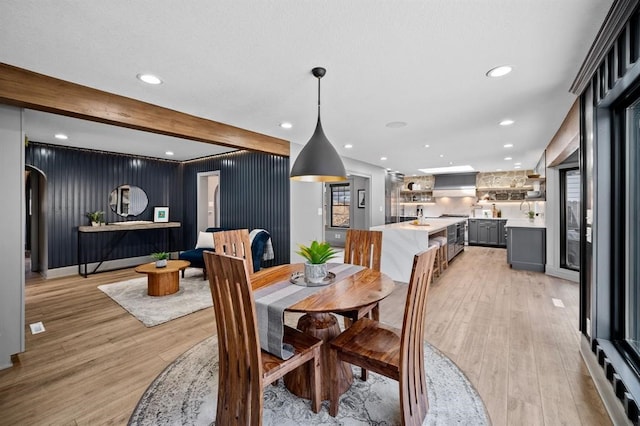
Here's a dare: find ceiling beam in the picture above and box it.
[545,99,579,167]
[0,63,290,157]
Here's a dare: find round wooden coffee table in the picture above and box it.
[135,260,190,296]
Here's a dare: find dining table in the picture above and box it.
[251,262,396,400]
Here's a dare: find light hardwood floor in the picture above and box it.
[0,246,610,425]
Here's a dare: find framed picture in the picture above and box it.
[357,189,366,208]
[154,206,169,223]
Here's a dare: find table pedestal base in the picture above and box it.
[284,312,353,400]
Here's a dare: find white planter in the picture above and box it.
[155,259,168,268]
[304,262,328,284]
[91,221,100,227]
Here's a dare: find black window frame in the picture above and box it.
[560,167,581,271]
[329,183,350,229]
[611,81,640,374]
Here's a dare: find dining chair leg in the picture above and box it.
[329,347,340,417]
[310,348,322,413]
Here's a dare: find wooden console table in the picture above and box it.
[77,221,181,277]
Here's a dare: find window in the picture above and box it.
[330,184,350,228]
[612,90,640,365]
[560,167,580,270]
[623,98,640,356]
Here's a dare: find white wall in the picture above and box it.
[290,145,386,262]
[0,105,25,369]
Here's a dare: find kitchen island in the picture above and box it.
[505,218,546,271]
[370,218,466,282]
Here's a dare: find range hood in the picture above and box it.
[432,173,477,197]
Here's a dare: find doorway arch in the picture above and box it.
[24,165,47,276]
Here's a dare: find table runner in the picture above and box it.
[253,263,364,359]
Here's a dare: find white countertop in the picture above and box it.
[504,218,546,228]
[371,217,467,234]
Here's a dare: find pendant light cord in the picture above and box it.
[317,75,321,118]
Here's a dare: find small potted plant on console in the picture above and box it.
[86,210,104,227]
[151,252,170,268]
[296,240,339,284]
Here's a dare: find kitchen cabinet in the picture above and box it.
[468,219,506,247]
[468,219,478,244]
[506,226,546,272]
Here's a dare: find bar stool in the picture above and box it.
[428,239,442,278]
[432,235,448,272]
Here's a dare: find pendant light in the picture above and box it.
[290,67,347,182]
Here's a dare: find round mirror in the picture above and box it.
[109,185,148,217]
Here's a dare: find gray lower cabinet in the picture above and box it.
[468,219,506,247]
[506,226,546,272]
[468,219,478,244]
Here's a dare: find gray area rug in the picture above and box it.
[98,268,211,327]
[129,336,491,425]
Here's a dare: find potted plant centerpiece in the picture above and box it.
[151,252,170,268]
[527,210,536,221]
[86,210,104,227]
[296,240,339,284]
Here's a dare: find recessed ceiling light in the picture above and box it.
[279,122,293,129]
[385,121,407,128]
[449,161,453,165]
[486,66,512,78]
[514,162,521,166]
[386,168,392,171]
[424,144,430,148]
[419,165,475,174]
[514,165,521,169]
[496,168,503,171]
[500,119,515,126]
[54,133,68,140]
[503,144,513,148]
[504,157,512,161]
[439,154,444,158]
[165,151,174,156]
[380,157,387,161]
[344,144,353,149]
[137,73,162,85]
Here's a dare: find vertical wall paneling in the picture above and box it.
[25,143,182,268]
[183,151,290,267]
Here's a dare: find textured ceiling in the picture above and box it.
[1,0,613,173]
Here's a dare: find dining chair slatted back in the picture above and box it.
[205,252,322,425]
[344,229,382,272]
[341,229,384,380]
[213,229,254,276]
[205,251,263,425]
[328,245,437,425]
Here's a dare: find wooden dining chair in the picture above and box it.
[204,251,322,425]
[341,229,383,323]
[328,245,438,425]
[213,229,254,276]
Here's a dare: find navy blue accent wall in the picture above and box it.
[182,151,290,267]
[26,143,183,268]
[25,143,290,270]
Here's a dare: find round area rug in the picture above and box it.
[129,336,490,425]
